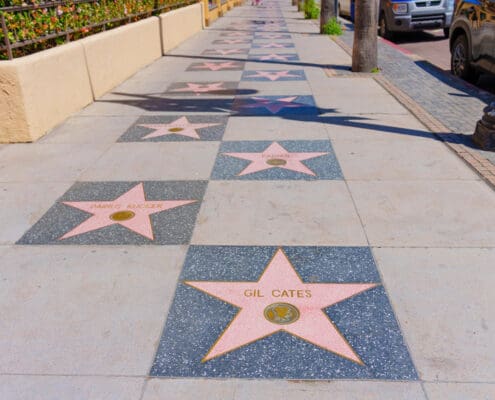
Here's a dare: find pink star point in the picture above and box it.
[245,70,300,81]
[257,53,290,61]
[240,96,301,114]
[192,62,240,71]
[139,116,220,139]
[223,141,327,176]
[60,183,196,240]
[172,82,226,96]
[186,248,378,363]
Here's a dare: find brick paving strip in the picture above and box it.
[331,30,495,189]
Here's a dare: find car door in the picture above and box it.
[478,0,495,59]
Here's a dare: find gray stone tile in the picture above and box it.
[17,181,207,245]
[191,181,368,246]
[332,138,479,180]
[0,143,111,183]
[424,383,495,400]
[237,80,312,95]
[349,180,495,247]
[224,115,329,141]
[80,142,219,181]
[375,248,495,381]
[241,69,306,82]
[0,182,72,244]
[0,246,186,374]
[40,116,138,144]
[234,381,426,399]
[0,376,145,400]
[142,379,236,400]
[314,92,408,115]
[232,95,318,116]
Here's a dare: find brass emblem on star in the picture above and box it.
[109,210,136,221]
[264,302,300,325]
[266,158,287,166]
[168,127,184,132]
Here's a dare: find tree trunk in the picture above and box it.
[352,0,378,72]
[320,0,336,33]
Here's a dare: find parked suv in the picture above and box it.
[339,0,455,38]
[450,0,495,82]
[378,0,455,39]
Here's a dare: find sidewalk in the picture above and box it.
[338,22,495,169]
[1,1,494,399]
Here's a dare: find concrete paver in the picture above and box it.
[0,0,494,398]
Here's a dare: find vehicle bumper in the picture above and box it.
[387,11,453,32]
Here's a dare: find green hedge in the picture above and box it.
[0,0,186,59]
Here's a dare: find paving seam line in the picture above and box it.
[331,35,495,191]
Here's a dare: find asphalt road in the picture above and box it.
[389,29,495,95]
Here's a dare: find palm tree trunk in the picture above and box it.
[352,0,378,72]
[320,0,336,33]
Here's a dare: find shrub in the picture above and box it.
[303,0,319,19]
[322,17,343,35]
[0,0,183,59]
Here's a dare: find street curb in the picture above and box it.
[331,35,495,190]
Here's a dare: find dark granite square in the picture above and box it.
[186,61,245,72]
[254,33,291,40]
[165,81,240,97]
[17,181,207,245]
[118,115,228,142]
[241,69,306,82]
[232,95,318,116]
[251,43,295,49]
[151,246,418,380]
[248,53,299,62]
[201,48,250,56]
[212,39,253,45]
[211,140,343,180]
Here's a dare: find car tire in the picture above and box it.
[378,13,394,40]
[451,34,478,83]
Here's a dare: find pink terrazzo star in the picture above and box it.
[191,62,241,71]
[218,39,250,44]
[245,70,300,81]
[223,141,327,176]
[257,33,286,39]
[171,82,227,96]
[60,183,196,240]
[256,53,292,61]
[208,49,247,55]
[239,96,302,114]
[139,116,220,139]
[186,248,378,362]
[257,43,287,48]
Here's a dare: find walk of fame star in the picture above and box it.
[243,70,302,81]
[253,53,295,61]
[60,183,195,240]
[185,249,378,363]
[223,142,328,176]
[138,117,221,140]
[214,39,251,44]
[235,96,303,114]
[254,42,292,48]
[170,82,227,96]
[255,33,289,39]
[189,62,242,71]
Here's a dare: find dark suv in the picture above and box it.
[450,0,495,82]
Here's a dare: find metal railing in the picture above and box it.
[0,0,197,59]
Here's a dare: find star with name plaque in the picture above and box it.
[151,246,418,379]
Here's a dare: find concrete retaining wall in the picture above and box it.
[160,3,204,54]
[0,1,239,143]
[0,42,93,143]
[82,17,162,99]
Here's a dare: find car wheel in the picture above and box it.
[378,13,394,40]
[443,27,450,38]
[451,34,478,82]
